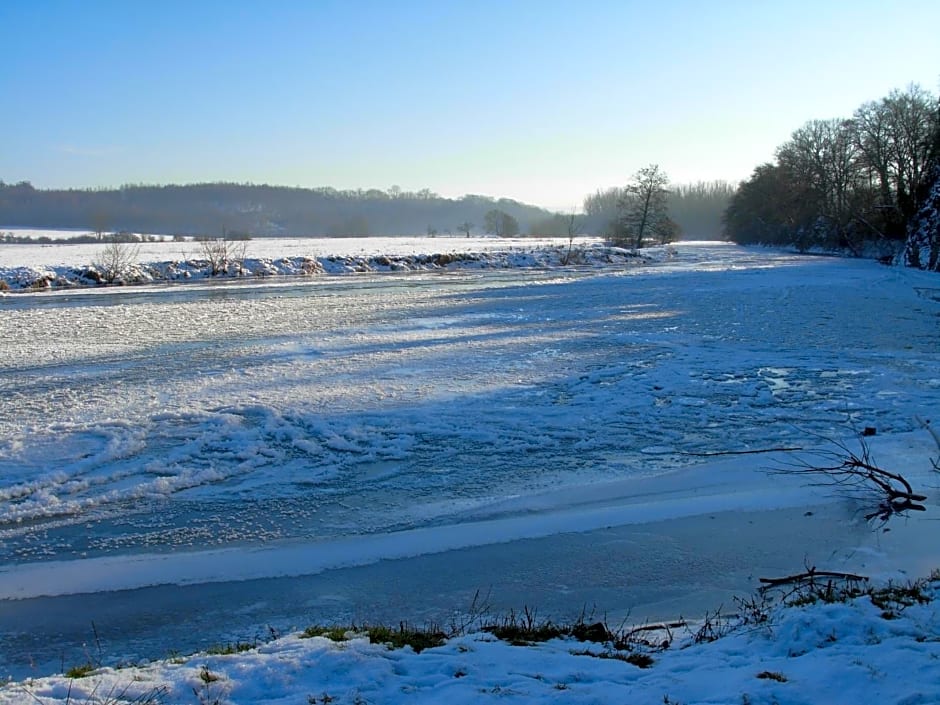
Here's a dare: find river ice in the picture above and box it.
[0,241,937,678]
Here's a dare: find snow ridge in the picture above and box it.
[0,243,659,291]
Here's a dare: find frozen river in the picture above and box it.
[0,242,938,677]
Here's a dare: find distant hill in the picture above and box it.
[0,181,556,237]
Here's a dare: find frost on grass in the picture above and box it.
[5,573,939,705]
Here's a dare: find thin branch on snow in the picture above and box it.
[680,447,803,457]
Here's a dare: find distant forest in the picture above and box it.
[0,182,559,238]
[0,180,733,240]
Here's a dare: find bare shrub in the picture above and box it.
[197,237,247,276]
[94,240,141,284]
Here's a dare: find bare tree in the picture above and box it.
[882,84,936,219]
[616,164,672,248]
[561,213,582,265]
[92,210,110,242]
[777,119,866,251]
[852,99,897,212]
[94,239,141,284]
[456,220,474,238]
[484,209,519,237]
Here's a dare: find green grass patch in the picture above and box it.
[482,619,567,646]
[571,648,655,668]
[64,663,97,679]
[206,640,257,655]
[480,607,614,646]
[299,623,446,653]
[300,625,351,641]
[365,624,447,653]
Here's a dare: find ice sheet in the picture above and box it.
[0,241,938,678]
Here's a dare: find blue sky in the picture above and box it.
[2,0,938,211]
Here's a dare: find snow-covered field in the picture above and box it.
[0,237,938,702]
[0,231,617,288]
[0,229,592,267]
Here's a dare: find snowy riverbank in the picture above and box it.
[0,234,660,291]
[4,571,939,705]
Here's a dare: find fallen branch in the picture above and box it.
[624,620,688,635]
[681,447,802,457]
[759,569,869,588]
[758,566,870,605]
[772,434,927,524]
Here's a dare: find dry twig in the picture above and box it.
[773,435,926,523]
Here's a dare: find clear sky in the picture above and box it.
[2,0,938,211]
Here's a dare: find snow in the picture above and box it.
[4,577,939,704]
[0,236,938,702]
[0,232,629,289]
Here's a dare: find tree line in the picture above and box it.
[579,177,735,243]
[0,181,554,238]
[1,174,737,245]
[723,84,940,266]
